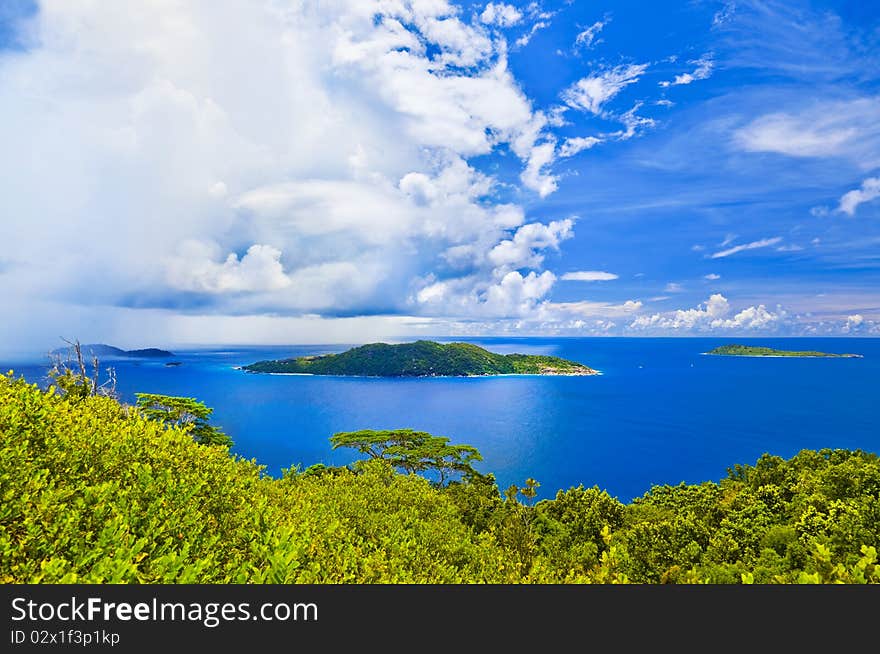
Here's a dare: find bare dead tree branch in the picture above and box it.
[47,338,118,400]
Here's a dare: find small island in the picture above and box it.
[706,344,862,358]
[243,340,597,377]
[51,344,174,359]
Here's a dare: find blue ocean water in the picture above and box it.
[4,338,878,501]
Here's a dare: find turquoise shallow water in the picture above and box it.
[5,337,878,501]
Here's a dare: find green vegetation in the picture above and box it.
[707,344,862,358]
[243,340,596,377]
[330,429,482,484]
[47,339,118,401]
[135,393,233,447]
[2,372,877,583]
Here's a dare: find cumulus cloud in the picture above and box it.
[799,314,880,337]
[629,294,781,332]
[710,237,782,259]
[704,273,721,280]
[166,243,291,294]
[659,54,714,87]
[560,271,618,281]
[519,139,560,197]
[838,177,880,216]
[415,270,557,318]
[842,314,864,333]
[413,214,574,319]
[485,270,557,315]
[480,3,522,27]
[0,0,600,351]
[562,64,648,115]
[488,219,574,269]
[718,305,781,329]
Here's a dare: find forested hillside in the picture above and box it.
[707,344,861,358]
[0,373,876,583]
[243,341,596,376]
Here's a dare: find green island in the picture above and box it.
[706,344,863,358]
[2,371,877,584]
[242,340,597,377]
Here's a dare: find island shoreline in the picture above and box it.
[242,340,599,377]
[250,370,603,378]
[701,352,863,358]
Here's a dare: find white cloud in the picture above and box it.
[562,63,648,115]
[574,18,610,49]
[488,219,574,269]
[719,304,780,330]
[630,293,729,330]
[629,293,781,332]
[664,282,684,293]
[520,140,559,197]
[659,54,714,87]
[485,270,556,315]
[0,0,595,351]
[166,243,291,293]
[558,136,602,157]
[546,298,641,319]
[838,177,880,216]
[560,271,618,281]
[480,3,522,27]
[736,114,854,157]
[712,2,736,26]
[611,102,657,140]
[515,20,551,47]
[234,179,416,244]
[842,314,864,333]
[710,237,782,259]
[413,213,574,319]
[776,244,803,252]
[559,65,656,143]
[734,98,880,165]
[415,270,558,318]
[704,273,721,280]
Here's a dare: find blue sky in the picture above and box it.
[0,1,878,351]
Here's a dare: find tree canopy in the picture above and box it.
[330,428,482,484]
[244,341,595,376]
[1,373,877,584]
[135,393,232,447]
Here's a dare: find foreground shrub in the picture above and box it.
[1,374,877,583]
